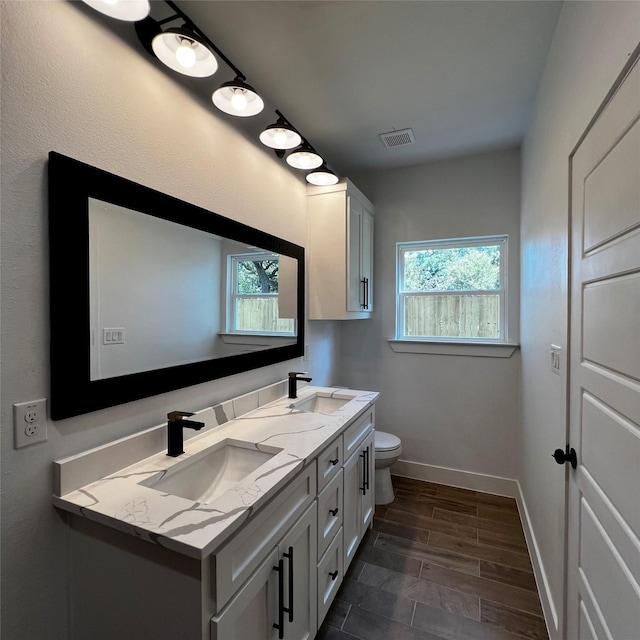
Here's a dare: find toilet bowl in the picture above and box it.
[374,431,402,505]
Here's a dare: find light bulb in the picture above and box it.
[230,90,248,112]
[175,40,196,68]
[273,130,288,147]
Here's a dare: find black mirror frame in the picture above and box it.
[48,152,305,420]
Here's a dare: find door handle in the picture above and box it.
[282,546,294,623]
[552,445,577,469]
[273,559,284,639]
[329,507,339,516]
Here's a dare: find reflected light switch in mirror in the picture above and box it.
[550,344,561,374]
[103,327,125,345]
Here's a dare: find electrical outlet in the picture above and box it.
[14,399,48,448]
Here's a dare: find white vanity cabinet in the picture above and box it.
[59,389,378,640]
[211,503,317,640]
[342,413,375,571]
[308,180,374,320]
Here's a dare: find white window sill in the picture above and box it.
[388,339,519,358]
[219,333,296,346]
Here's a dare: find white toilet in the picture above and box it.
[374,430,402,505]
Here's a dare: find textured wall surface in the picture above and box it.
[520,3,640,637]
[0,2,338,637]
[348,147,522,480]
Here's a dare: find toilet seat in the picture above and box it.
[375,431,401,452]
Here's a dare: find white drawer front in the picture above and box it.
[317,436,343,493]
[317,529,343,628]
[213,464,316,613]
[316,469,343,560]
[343,409,373,460]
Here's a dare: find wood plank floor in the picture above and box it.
[317,476,549,640]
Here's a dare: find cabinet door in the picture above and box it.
[317,469,343,559]
[280,504,318,640]
[346,196,364,312]
[211,548,280,640]
[317,529,343,627]
[361,209,374,312]
[360,430,375,531]
[342,447,362,571]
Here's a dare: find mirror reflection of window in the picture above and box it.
[229,253,295,335]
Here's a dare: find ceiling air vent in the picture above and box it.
[379,128,415,149]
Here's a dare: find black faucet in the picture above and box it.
[167,411,205,457]
[288,371,312,399]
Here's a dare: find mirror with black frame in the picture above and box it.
[48,152,305,420]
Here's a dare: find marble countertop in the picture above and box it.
[53,386,378,560]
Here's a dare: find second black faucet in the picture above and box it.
[288,371,312,399]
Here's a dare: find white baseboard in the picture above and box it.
[391,459,558,640]
[515,481,560,640]
[391,459,518,497]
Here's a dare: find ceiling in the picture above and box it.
[171,1,563,176]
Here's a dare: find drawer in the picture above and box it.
[317,435,343,493]
[317,469,343,560]
[317,529,343,628]
[343,408,374,460]
[212,463,316,613]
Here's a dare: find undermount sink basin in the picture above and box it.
[291,394,351,414]
[141,439,281,503]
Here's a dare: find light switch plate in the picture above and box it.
[550,344,561,375]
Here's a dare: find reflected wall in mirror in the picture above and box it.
[49,152,304,420]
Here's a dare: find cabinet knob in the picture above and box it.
[329,570,339,581]
[330,458,339,466]
[329,508,339,516]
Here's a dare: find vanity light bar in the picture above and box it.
[83,0,340,184]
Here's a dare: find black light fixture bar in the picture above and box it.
[164,1,245,80]
[129,0,339,181]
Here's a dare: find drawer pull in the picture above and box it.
[329,508,339,517]
[330,458,339,466]
[329,570,339,581]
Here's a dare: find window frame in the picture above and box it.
[227,252,296,336]
[395,234,509,344]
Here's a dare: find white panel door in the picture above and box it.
[567,52,640,639]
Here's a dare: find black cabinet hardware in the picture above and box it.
[329,507,339,516]
[330,458,339,466]
[283,546,294,623]
[273,559,284,639]
[329,570,339,581]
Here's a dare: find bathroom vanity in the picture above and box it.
[53,381,378,640]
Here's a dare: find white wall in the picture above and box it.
[519,3,640,637]
[347,147,522,481]
[0,2,339,637]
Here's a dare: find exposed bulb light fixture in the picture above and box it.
[81,0,150,21]
[286,142,323,170]
[212,77,264,117]
[306,165,339,186]
[259,116,302,150]
[152,27,218,77]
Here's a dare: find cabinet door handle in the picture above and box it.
[330,458,339,466]
[364,277,369,310]
[273,559,284,639]
[365,445,370,491]
[282,546,294,623]
[360,450,367,495]
[361,278,367,309]
[329,507,339,516]
[329,570,339,581]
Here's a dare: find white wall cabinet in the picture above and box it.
[308,180,374,320]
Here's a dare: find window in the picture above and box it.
[229,253,295,334]
[396,235,507,342]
